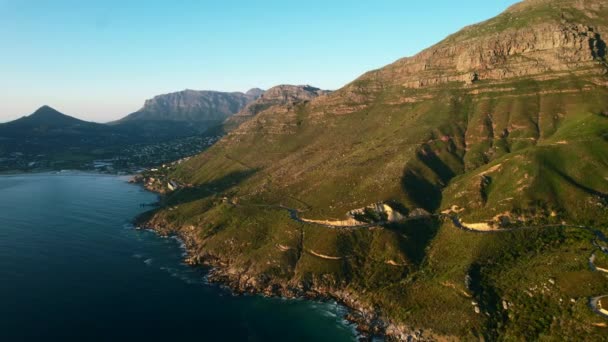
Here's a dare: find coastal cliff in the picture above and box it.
[138,1,608,340]
[137,208,431,341]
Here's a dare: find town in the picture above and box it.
[0,134,221,174]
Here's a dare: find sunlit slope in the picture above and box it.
[146,1,608,339]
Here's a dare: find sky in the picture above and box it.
[0,0,520,123]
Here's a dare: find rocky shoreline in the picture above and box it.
[132,179,430,342]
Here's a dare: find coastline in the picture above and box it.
[134,216,383,341]
[131,178,426,341]
[0,167,139,177]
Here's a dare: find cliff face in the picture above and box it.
[147,1,608,340]
[121,89,263,122]
[364,22,606,89]
[225,85,329,128]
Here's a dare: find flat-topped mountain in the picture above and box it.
[144,1,608,340]
[0,87,265,169]
[120,88,263,123]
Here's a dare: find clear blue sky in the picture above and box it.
[0,0,519,123]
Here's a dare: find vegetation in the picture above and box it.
[139,0,608,339]
[0,106,228,172]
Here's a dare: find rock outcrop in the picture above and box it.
[226,85,330,127]
[371,22,606,90]
[310,0,607,117]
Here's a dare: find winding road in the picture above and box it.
[258,202,608,319]
[229,196,608,318]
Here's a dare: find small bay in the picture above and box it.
[0,172,356,341]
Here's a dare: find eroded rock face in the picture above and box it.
[123,89,261,122]
[372,24,605,89]
[348,203,408,223]
[225,84,330,131]
[260,85,329,103]
[233,85,330,118]
[331,0,606,92]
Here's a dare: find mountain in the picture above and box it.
[0,103,231,170]
[245,88,265,99]
[0,87,265,170]
[119,89,263,123]
[225,85,330,128]
[113,89,265,140]
[0,106,113,153]
[5,105,92,128]
[142,0,608,340]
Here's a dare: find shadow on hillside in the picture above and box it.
[133,169,258,227]
[401,169,442,212]
[552,167,608,200]
[164,169,259,207]
[593,34,606,60]
[133,169,258,225]
[387,217,441,266]
[400,143,463,213]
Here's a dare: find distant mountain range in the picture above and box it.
[0,85,334,169]
[0,89,260,153]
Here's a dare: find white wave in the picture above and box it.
[170,236,188,251]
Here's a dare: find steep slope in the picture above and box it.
[144,1,608,339]
[114,89,264,140]
[224,85,329,129]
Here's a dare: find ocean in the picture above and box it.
[0,172,356,341]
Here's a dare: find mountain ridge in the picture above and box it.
[142,1,608,340]
[225,84,330,129]
[0,87,266,168]
[119,88,263,123]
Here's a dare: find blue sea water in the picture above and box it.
[0,173,356,341]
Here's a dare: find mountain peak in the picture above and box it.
[507,0,605,12]
[261,84,330,99]
[32,105,63,116]
[341,0,607,94]
[226,84,329,127]
[246,88,265,99]
[22,105,86,126]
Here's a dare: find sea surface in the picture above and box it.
[0,172,356,341]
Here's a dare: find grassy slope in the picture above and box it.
[147,1,608,339]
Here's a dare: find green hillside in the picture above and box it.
[142,0,608,339]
